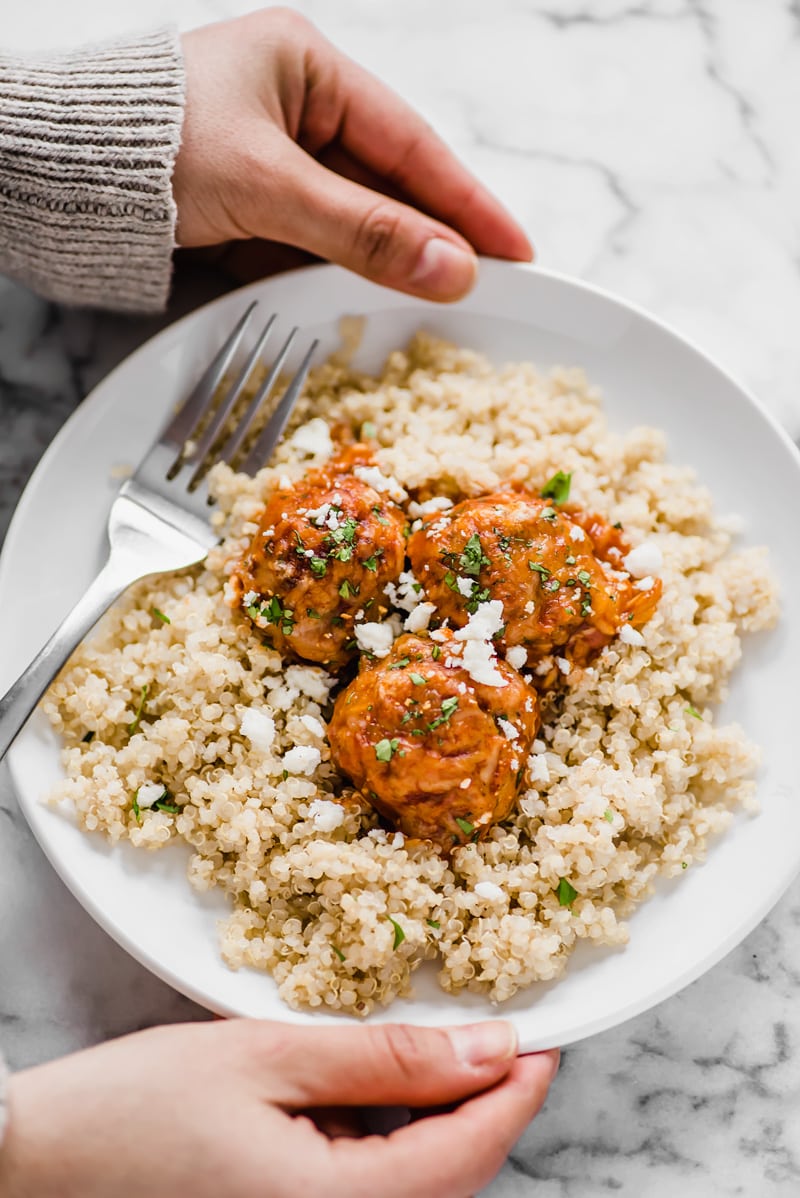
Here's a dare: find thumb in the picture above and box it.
[255,141,479,302]
[254,1020,520,1108]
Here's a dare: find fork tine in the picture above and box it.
[159,301,257,458]
[185,314,277,485]
[239,338,320,477]
[215,327,298,469]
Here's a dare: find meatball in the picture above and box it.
[328,631,539,850]
[231,446,407,667]
[408,490,661,675]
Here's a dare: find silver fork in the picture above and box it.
[0,303,318,761]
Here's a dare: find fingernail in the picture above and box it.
[447,1020,518,1068]
[409,237,478,299]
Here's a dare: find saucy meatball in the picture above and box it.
[231,446,407,667]
[408,491,661,674]
[328,631,540,850]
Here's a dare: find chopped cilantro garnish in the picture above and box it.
[310,557,327,577]
[330,615,345,628]
[262,595,294,636]
[577,570,592,587]
[389,657,411,670]
[603,809,615,824]
[363,549,383,572]
[152,608,170,625]
[375,737,399,762]
[444,571,460,593]
[128,684,149,736]
[541,471,572,505]
[338,579,353,599]
[685,704,702,720]
[426,918,441,930]
[431,644,442,660]
[332,944,346,962]
[528,561,551,578]
[682,861,689,869]
[613,521,623,530]
[409,673,426,686]
[307,608,321,620]
[387,916,405,950]
[466,586,491,614]
[428,696,459,730]
[154,800,180,814]
[580,598,593,617]
[455,816,474,836]
[131,794,142,824]
[565,555,576,566]
[459,533,490,577]
[556,878,578,907]
[81,730,95,743]
[546,578,561,592]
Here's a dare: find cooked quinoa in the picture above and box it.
[42,334,779,1014]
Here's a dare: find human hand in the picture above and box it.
[173,8,533,300]
[0,1018,558,1198]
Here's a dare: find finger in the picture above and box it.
[304,45,533,262]
[256,141,479,301]
[249,1020,519,1108]
[328,1052,560,1198]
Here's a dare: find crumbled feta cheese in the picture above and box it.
[555,656,571,676]
[634,575,655,591]
[449,601,507,687]
[136,781,166,808]
[429,518,449,535]
[524,600,536,615]
[300,714,325,738]
[455,576,475,598]
[619,624,646,647]
[288,418,334,459]
[411,519,423,533]
[528,754,550,783]
[404,601,436,633]
[306,502,331,527]
[283,745,322,775]
[497,718,519,741]
[459,777,471,789]
[325,508,341,531]
[623,541,663,578]
[407,496,454,519]
[474,881,506,902]
[534,656,553,676]
[455,600,505,643]
[506,645,528,670]
[457,681,467,694]
[569,524,586,542]
[355,620,396,658]
[385,570,424,613]
[308,798,345,831]
[242,590,259,607]
[524,698,533,712]
[240,708,276,752]
[353,464,407,503]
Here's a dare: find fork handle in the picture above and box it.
[0,554,144,762]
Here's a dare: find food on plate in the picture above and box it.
[43,333,779,1016]
[231,444,407,667]
[328,629,539,849]
[408,490,661,682]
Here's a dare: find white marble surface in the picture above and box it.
[1,1,800,1194]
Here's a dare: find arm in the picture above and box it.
[0,28,184,312]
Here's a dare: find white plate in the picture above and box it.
[2,260,799,1052]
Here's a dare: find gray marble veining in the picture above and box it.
[2,1,800,1194]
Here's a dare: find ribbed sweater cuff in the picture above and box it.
[0,27,185,313]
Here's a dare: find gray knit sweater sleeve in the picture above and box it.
[0,27,185,313]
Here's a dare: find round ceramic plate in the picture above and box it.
[2,261,799,1051]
